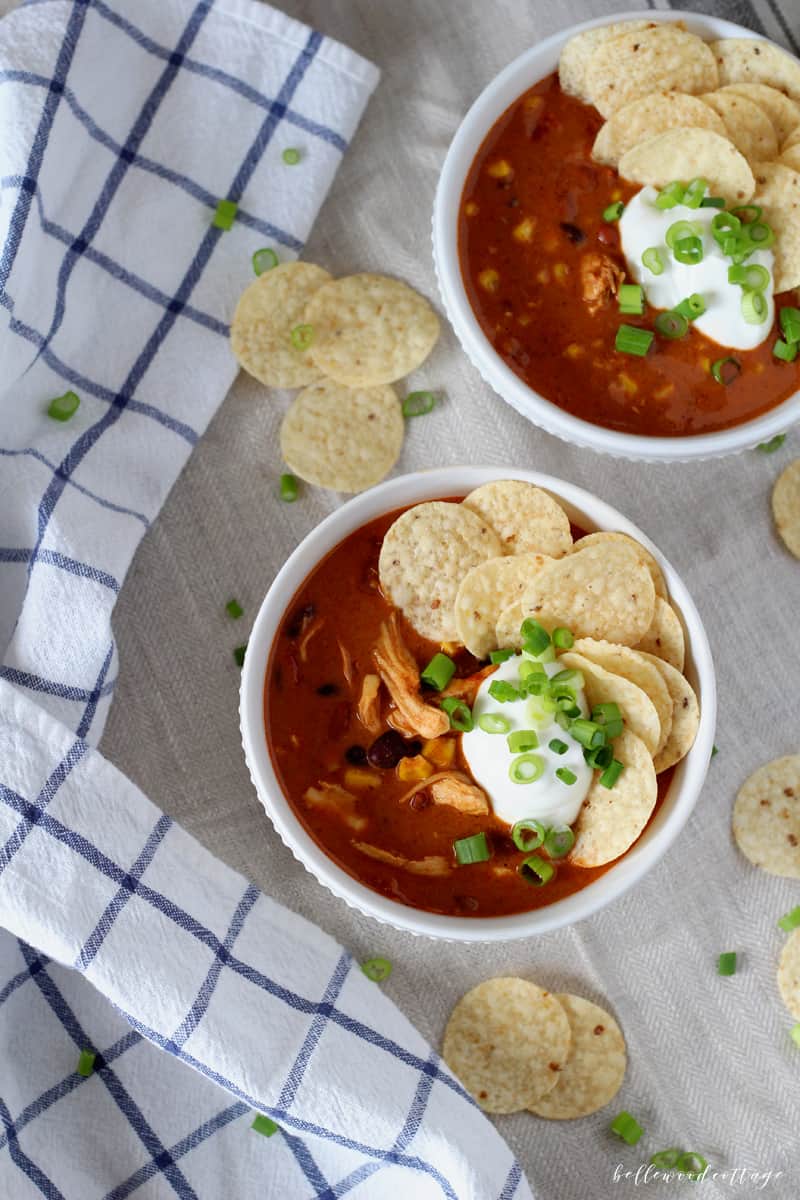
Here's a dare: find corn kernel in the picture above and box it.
[343,767,381,791]
[465,201,479,217]
[440,642,460,656]
[487,159,513,179]
[423,738,456,768]
[478,268,500,293]
[512,216,536,243]
[610,188,622,202]
[553,262,568,283]
[536,268,551,285]
[397,755,434,783]
[617,372,638,396]
[653,383,674,402]
[564,343,583,360]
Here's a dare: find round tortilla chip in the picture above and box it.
[529,995,626,1119]
[732,755,800,879]
[772,458,800,557]
[569,729,658,868]
[461,480,572,558]
[442,978,571,1113]
[495,599,526,651]
[559,20,656,104]
[520,542,656,648]
[778,929,800,1020]
[711,38,800,103]
[700,90,778,163]
[558,651,663,757]
[230,261,332,388]
[593,92,726,168]
[454,553,552,660]
[569,639,673,755]
[280,379,403,494]
[570,531,667,600]
[379,502,503,642]
[722,83,800,147]
[635,652,699,772]
[619,127,755,204]
[752,163,800,291]
[303,273,439,387]
[635,597,686,673]
[585,27,719,119]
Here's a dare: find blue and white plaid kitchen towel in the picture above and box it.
[0,1,531,1196]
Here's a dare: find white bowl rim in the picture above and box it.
[432,8,800,462]
[240,466,717,942]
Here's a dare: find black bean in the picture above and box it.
[316,682,339,696]
[345,744,367,765]
[367,730,418,770]
[560,221,585,244]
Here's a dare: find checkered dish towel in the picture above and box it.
[0,1,530,1197]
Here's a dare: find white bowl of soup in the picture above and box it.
[432,10,800,460]
[240,467,716,942]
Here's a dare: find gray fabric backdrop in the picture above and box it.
[10,0,800,1194]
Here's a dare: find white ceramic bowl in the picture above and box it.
[432,9,800,461]
[240,467,716,941]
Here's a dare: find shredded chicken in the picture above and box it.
[338,639,355,689]
[373,614,449,739]
[429,777,489,816]
[298,617,324,662]
[352,841,451,876]
[386,708,419,738]
[441,664,497,708]
[356,673,382,734]
[304,783,366,832]
[580,251,624,316]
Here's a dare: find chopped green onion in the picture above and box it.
[225,599,244,619]
[544,825,575,857]
[488,680,520,703]
[441,696,474,732]
[282,147,301,165]
[478,712,512,735]
[550,668,583,690]
[700,196,725,208]
[650,1149,682,1169]
[780,306,800,344]
[234,643,247,668]
[728,263,770,290]
[570,718,606,749]
[511,818,546,852]
[361,956,392,982]
[555,767,577,786]
[47,390,80,422]
[290,323,314,351]
[677,1152,708,1180]
[683,177,708,209]
[711,356,741,386]
[584,743,613,769]
[717,951,737,976]
[552,626,574,649]
[610,1111,643,1145]
[280,472,299,502]
[602,201,624,222]
[674,293,706,320]
[520,619,550,655]
[519,659,546,683]
[711,744,719,758]
[213,199,238,230]
[489,648,515,664]
[549,738,568,755]
[731,204,762,225]
[746,221,775,249]
[615,324,653,356]
[673,235,703,265]
[773,340,797,363]
[519,854,555,886]
[420,652,456,691]
[599,759,624,789]
[402,390,437,418]
[507,729,539,753]
[654,310,688,340]
[77,1049,96,1077]
[665,219,701,249]
[592,701,621,724]
[741,289,768,324]
[642,246,664,276]
[778,905,800,932]
[655,181,685,210]
[618,283,644,315]
[252,247,279,275]
[791,1023,800,1048]
[711,211,741,241]
[509,753,545,784]
[251,1114,279,1137]
[454,832,490,864]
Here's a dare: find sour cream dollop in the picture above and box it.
[619,186,775,351]
[461,656,592,829]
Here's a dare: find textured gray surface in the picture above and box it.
[97,1,799,1195]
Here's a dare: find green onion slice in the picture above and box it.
[642,246,664,275]
[654,310,688,340]
[251,1114,279,1137]
[478,712,512,735]
[454,832,491,864]
[655,181,685,210]
[674,292,706,320]
[699,196,725,208]
[682,177,708,209]
[741,289,768,324]
[610,1111,644,1145]
[599,759,624,789]
[555,767,577,786]
[665,219,701,249]
[402,390,437,418]
[728,262,770,290]
[252,247,278,275]
[511,818,546,852]
[282,147,301,165]
[711,210,741,241]
[519,854,555,886]
[602,201,624,222]
[570,718,606,749]
[225,599,243,619]
[780,306,800,344]
[544,825,575,857]
[778,905,800,932]
[550,668,583,690]
[552,626,574,649]
[441,696,474,732]
[212,198,238,230]
[361,956,392,982]
[47,390,80,422]
[615,325,653,357]
[233,643,247,668]
[488,680,520,703]
[746,221,775,249]
[717,951,737,976]
[673,235,703,265]
[420,652,456,691]
[280,472,299,502]
[549,738,568,755]
[677,1152,708,1180]
[731,204,762,225]
[711,356,741,385]
[791,1023,800,1048]
[520,618,550,655]
[509,753,545,784]
[650,1149,682,1169]
[584,743,614,769]
[618,283,644,315]
[507,729,539,753]
[290,323,314,351]
[773,340,798,363]
[489,648,515,664]
[77,1049,96,1077]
